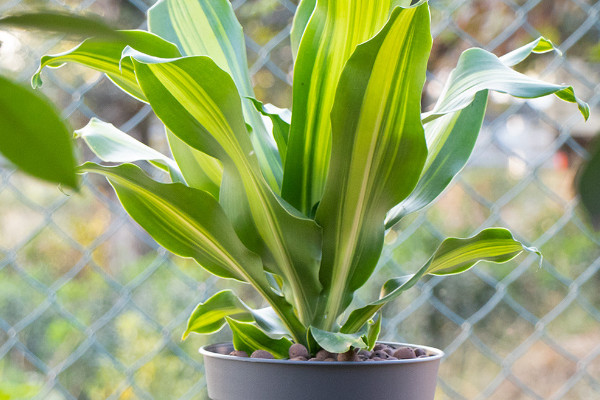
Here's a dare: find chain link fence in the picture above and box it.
[0,0,599,399]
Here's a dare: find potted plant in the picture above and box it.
[0,0,590,399]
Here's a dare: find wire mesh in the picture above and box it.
[0,0,599,399]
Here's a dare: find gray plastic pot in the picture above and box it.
[200,342,443,400]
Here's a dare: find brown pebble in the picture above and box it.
[418,355,429,358]
[308,357,319,361]
[251,350,274,359]
[358,349,372,358]
[393,347,416,359]
[387,356,398,360]
[324,357,336,361]
[316,349,335,360]
[229,350,249,357]
[290,356,308,361]
[372,350,389,359]
[338,349,358,362]
[289,343,310,359]
[414,348,427,357]
[383,348,395,356]
[372,357,384,361]
[373,344,387,351]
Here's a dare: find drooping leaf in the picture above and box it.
[423,46,589,123]
[499,37,560,67]
[0,11,123,39]
[309,326,366,354]
[577,141,600,229]
[183,290,253,339]
[249,98,290,166]
[290,0,316,59]
[386,91,488,228]
[32,30,181,101]
[0,76,77,189]
[75,118,184,183]
[227,317,292,359]
[314,3,431,330]
[123,50,322,326]
[79,162,306,342]
[342,228,539,333]
[283,0,412,214]
[148,0,282,191]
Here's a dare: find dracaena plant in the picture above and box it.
[0,0,590,356]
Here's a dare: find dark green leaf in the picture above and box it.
[0,76,77,189]
[309,326,366,354]
[577,141,600,229]
[227,317,292,359]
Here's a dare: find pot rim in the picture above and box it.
[200,341,444,365]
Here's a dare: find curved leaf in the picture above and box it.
[249,98,290,166]
[75,118,183,183]
[227,317,292,359]
[385,91,488,228]
[183,290,253,339]
[148,0,282,191]
[423,46,589,123]
[314,3,431,330]
[124,51,322,326]
[0,76,77,189]
[310,326,366,354]
[342,228,539,333]
[283,0,412,214]
[499,37,560,67]
[79,162,306,342]
[32,30,181,101]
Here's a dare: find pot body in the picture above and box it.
[200,342,443,400]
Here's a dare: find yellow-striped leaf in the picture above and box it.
[32,30,181,101]
[227,317,292,359]
[80,162,307,342]
[314,3,431,330]
[341,228,539,333]
[283,0,412,215]
[148,0,282,191]
[124,51,322,327]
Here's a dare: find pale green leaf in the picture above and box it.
[227,317,292,359]
[424,47,589,123]
[314,3,431,330]
[365,314,382,351]
[309,326,366,354]
[32,30,180,101]
[499,37,560,67]
[0,76,77,189]
[249,98,290,166]
[75,118,184,183]
[290,0,316,59]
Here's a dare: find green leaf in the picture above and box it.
[365,314,382,351]
[32,30,181,101]
[386,91,489,228]
[0,76,77,189]
[124,51,322,326]
[423,46,589,124]
[183,290,253,339]
[283,0,412,214]
[0,11,123,39]
[314,3,431,330]
[148,0,282,191]
[342,228,539,333]
[166,129,222,198]
[75,118,184,183]
[577,141,600,229]
[227,317,292,359]
[249,98,290,166]
[78,162,306,342]
[290,0,316,59]
[499,37,560,67]
[309,326,366,354]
